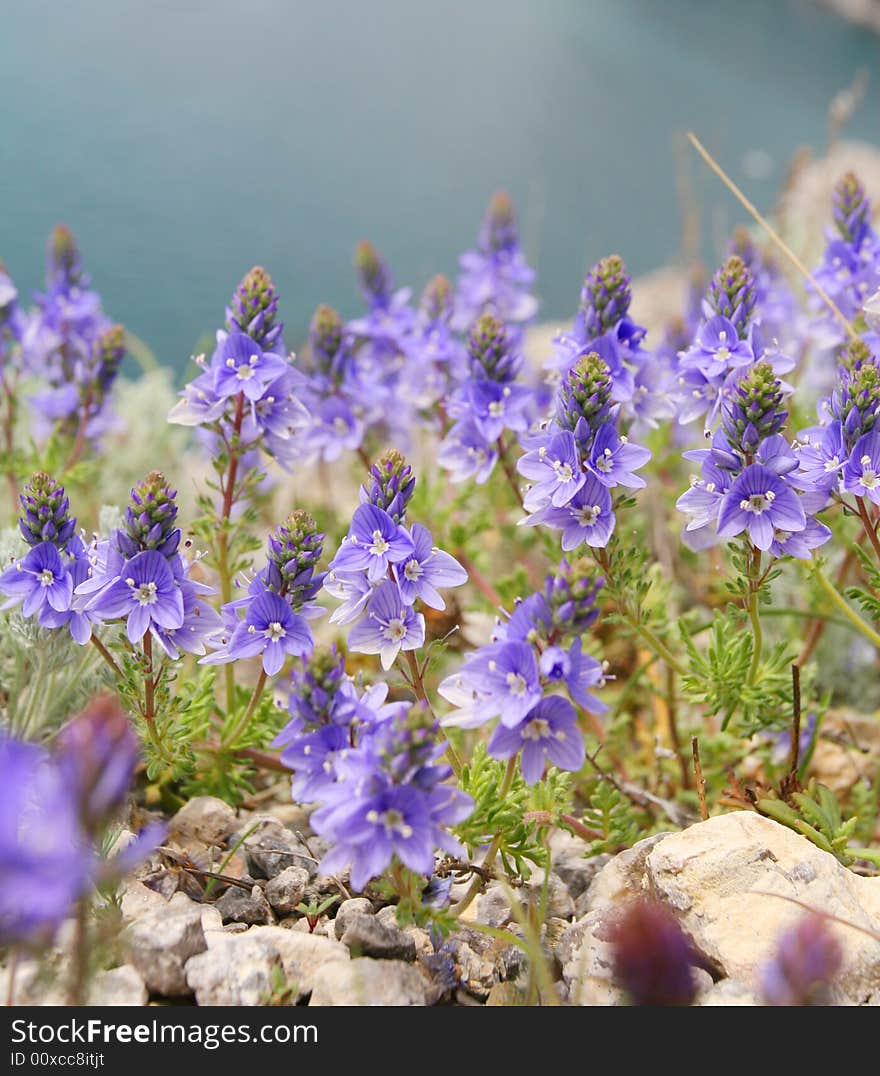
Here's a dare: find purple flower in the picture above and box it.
[0,541,73,618]
[518,429,585,509]
[57,695,139,835]
[0,736,92,946]
[316,783,455,891]
[587,423,651,489]
[440,640,543,729]
[488,695,585,784]
[716,464,806,551]
[610,900,698,1006]
[394,524,468,609]
[843,431,880,504]
[761,913,842,1006]
[347,580,425,669]
[676,460,731,539]
[680,314,753,378]
[437,418,498,484]
[83,549,184,643]
[329,504,415,583]
[522,475,615,550]
[539,638,608,713]
[202,587,313,676]
[213,331,290,402]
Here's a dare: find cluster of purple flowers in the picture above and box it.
[274,650,472,891]
[201,510,325,676]
[0,472,94,643]
[546,255,672,429]
[437,313,533,484]
[674,255,796,430]
[76,472,221,656]
[168,266,308,470]
[439,559,606,784]
[0,695,162,947]
[324,451,467,669]
[14,227,125,445]
[452,191,538,342]
[792,338,880,515]
[676,357,830,556]
[811,172,880,354]
[517,351,651,549]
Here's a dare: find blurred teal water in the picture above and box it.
[1,0,879,373]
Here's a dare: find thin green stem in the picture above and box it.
[223,669,268,748]
[90,633,123,678]
[452,757,518,917]
[402,648,462,778]
[813,567,880,649]
[747,547,763,685]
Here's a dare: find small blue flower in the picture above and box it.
[487,695,585,784]
[201,586,313,676]
[843,431,880,504]
[394,524,467,610]
[0,541,72,619]
[330,504,415,583]
[716,464,806,551]
[83,549,184,643]
[521,475,615,550]
[347,580,425,670]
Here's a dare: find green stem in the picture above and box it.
[452,757,518,917]
[68,899,90,1005]
[223,669,268,748]
[217,391,246,712]
[813,567,880,649]
[90,633,123,678]
[747,546,763,684]
[402,648,462,779]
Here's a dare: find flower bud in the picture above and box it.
[580,255,632,338]
[266,510,325,608]
[706,255,756,339]
[761,913,842,1006]
[832,172,871,246]
[479,191,518,255]
[354,240,392,308]
[118,471,180,559]
[47,224,82,288]
[558,352,613,435]
[226,266,282,348]
[362,449,416,525]
[18,472,76,551]
[57,694,139,835]
[609,899,698,1006]
[420,274,454,323]
[467,312,518,381]
[721,361,787,456]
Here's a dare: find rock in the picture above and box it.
[556,852,611,901]
[697,979,761,1006]
[525,870,575,920]
[215,885,272,925]
[486,982,526,1005]
[374,904,400,927]
[87,965,148,1006]
[645,813,880,1004]
[405,926,434,960]
[120,878,171,922]
[265,866,311,915]
[810,710,880,796]
[476,884,514,928]
[187,925,349,1005]
[333,897,375,939]
[560,909,625,1006]
[170,796,237,846]
[260,927,350,999]
[342,916,417,962]
[186,934,281,1006]
[584,832,671,915]
[123,902,206,996]
[242,818,315,879]
[308,958,427,1006]
[447,939,498,999]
